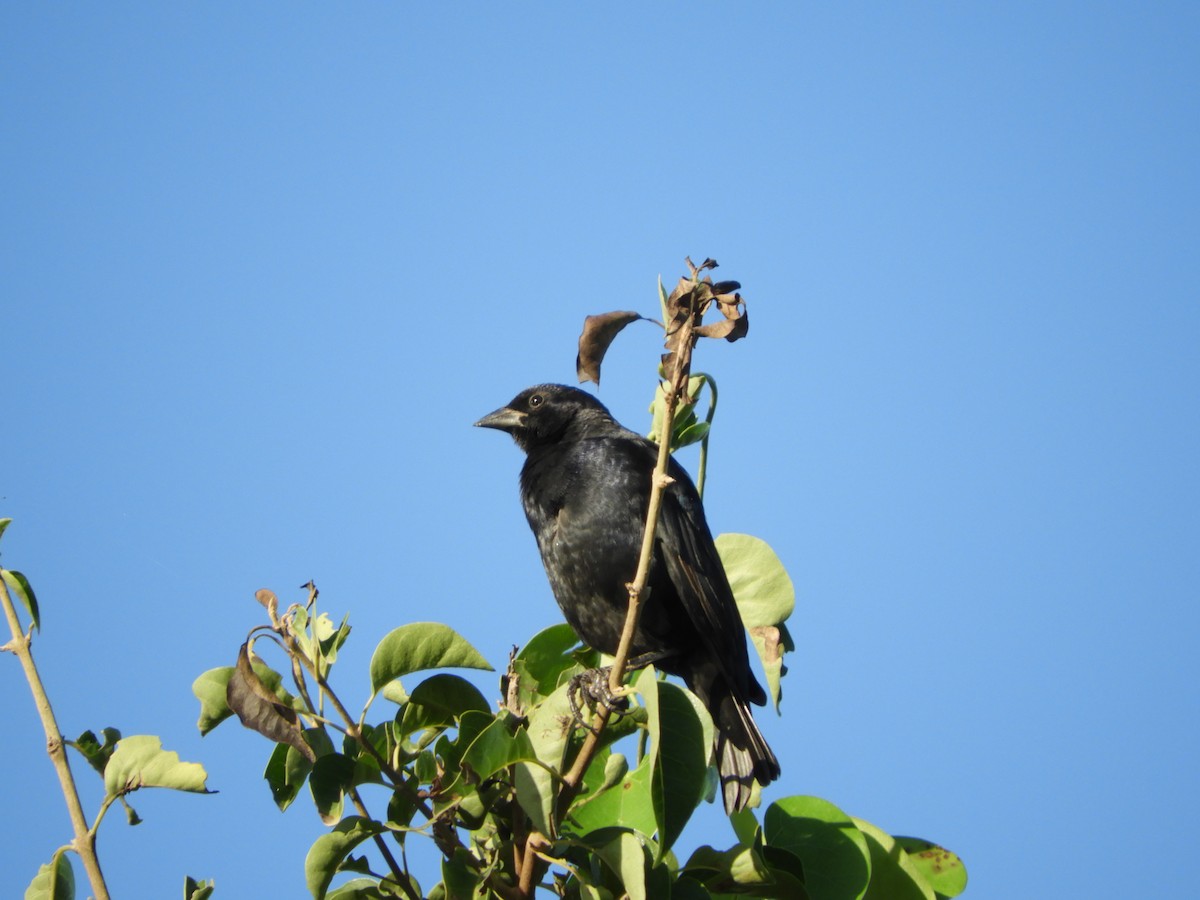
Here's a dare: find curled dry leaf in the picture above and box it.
[576,310,645,386]
[227,641,316,762]
[574,257,749,387]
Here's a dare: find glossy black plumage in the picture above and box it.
[476,383,779,812]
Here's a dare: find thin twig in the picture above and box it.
[696,375,718,500]
[347,786,419,900]
[1,575,111,900]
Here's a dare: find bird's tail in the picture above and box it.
[715,690,781,814]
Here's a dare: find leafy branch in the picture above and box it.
[1,519,213,900]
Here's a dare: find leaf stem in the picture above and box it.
[695,375,718,500]
[1,573,111,900]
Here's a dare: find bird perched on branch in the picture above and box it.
[476,383,779,812]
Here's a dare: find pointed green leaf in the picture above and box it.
[264,741,311,812]
[2,569,40,632]
[24,850,74,900]
[730,806,760,848]
[749,622,792,714]
[590,829,651,900]
[305,816,385,899]
[569,755,658,838]
[318,613,352,665]
[184,875,216,900]
[0,518,11,542]
[458,714,538,785]
[193,667,237,735]
[638,668,712,856]
[514,680,575,834]
[369,623,492,696]
[311,753,357,825]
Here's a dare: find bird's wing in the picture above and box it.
[654,457,767,705]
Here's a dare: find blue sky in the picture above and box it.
[3,4,1197,897]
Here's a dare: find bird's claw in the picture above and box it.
[567,666,630,730]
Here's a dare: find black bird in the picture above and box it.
[476,383,779,812]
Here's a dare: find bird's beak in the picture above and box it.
[474,406,526,433]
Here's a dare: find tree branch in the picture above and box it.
[1,574,111,900]
[559,289,700,796]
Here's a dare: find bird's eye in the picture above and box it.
[529,394,544,408]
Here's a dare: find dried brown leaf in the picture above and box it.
[695,319,741,339]
[227,642,316,762]
[576,310,644,385]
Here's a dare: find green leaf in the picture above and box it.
[24,850,74,900]
[2,568,40,632]
[305,816,384,899]
[0,517,11,542]
[326,879,388,899]
[194,659,296,736]
[72,727,122,777]
[729,806,760,848]
[434,709,493,788]
[264,742,306,812]
[319,613,353,665]
[514,622,585,699]
[408,673,490,721]
[638,668,712,856]
[380,680,409,706]
[569,755,658,839]
[726,845,773,885]
[894,836,968,897]
[763,796,871,900]
[184,875,216,900]
[311,753,358,825]
[715,534,795,627]
[647,374,709,448]
[441,848,484,899]
[104,735,212,798]
[589,828,651,900]
[459,714,538,784]
[681,843,785,895]
[193,667,237,735]
[852,818,936,900]
[585,750,629,796]
[675,421,710,448]
[369,623,492,697]
[514,680,575,834]
[715,534,795,712]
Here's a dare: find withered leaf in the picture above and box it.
[227,642,316,762]
[576,310,645,385]
[695,318,742,340]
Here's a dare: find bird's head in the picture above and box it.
[475,384,613,452]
